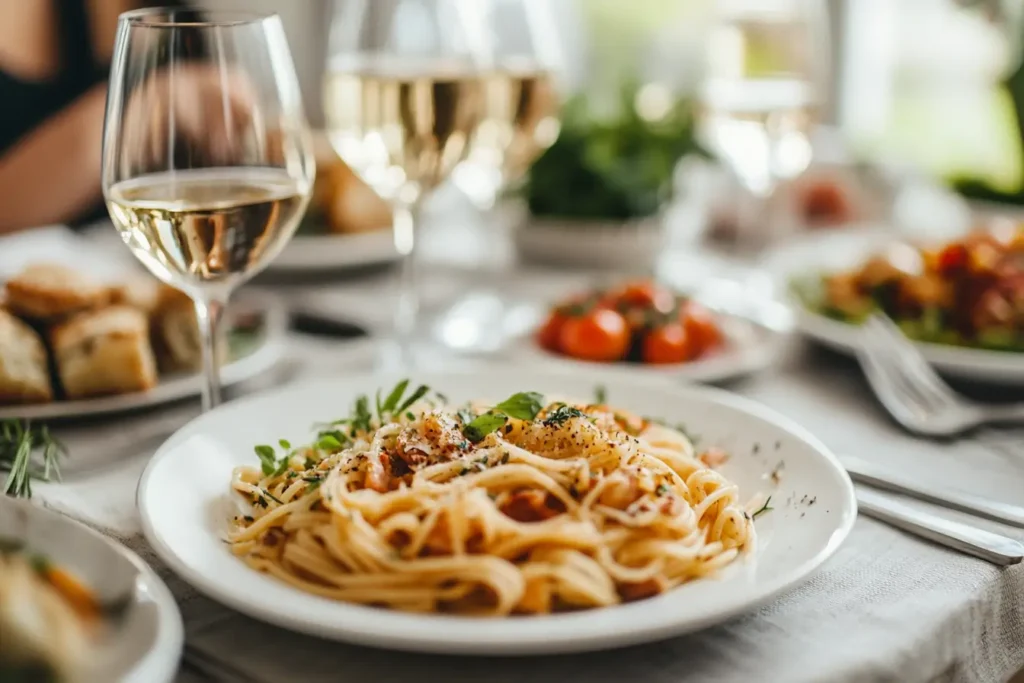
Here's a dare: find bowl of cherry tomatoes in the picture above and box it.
[537,280,725,365]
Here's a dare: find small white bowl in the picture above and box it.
[513,213,667,270]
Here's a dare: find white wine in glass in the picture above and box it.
[102,9,315,411]
[324,0,488,367]
[699,0,827,254]
[454,0,562,209]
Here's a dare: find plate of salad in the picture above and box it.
[766,223,1024,383]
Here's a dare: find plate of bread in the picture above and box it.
[0,262,287,420]
[268,134,401,273]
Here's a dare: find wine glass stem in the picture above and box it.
[194,295,227,411]
[392,202,421,371]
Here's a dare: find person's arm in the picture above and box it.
[0,84,107,234]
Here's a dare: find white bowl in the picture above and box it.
[513,214,666,270]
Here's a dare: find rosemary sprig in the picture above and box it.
[1,420,67,499]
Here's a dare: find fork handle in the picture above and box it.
[842,456,1024,528]
[984,403,1024,426]
[856,488,1024,566]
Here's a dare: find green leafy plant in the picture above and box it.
[521,83,709,221]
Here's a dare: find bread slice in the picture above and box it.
[51,306,158,399]
[4,263,108,320]
[150,286,229,373]
[0,309,53,403]
[107,275,163,315]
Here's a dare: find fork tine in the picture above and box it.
[856,328,926,425]
[860,318,938,410]
[864,315,959,410]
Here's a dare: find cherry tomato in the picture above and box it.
[937,243,967,274]
[537,312,567,352]
[611,281,675,313]
[559,309,630,362]
[642,323,694,364]
[681,302,723,356]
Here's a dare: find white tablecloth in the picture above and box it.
[23,225,1024,683]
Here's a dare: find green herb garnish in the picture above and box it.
[493,392,544,421]
[594,384,607,404]
[752,496,773,520]
[463,413,509,443]
[254,444,290,477]
[656,483,670,496]
[316,434,343,451]
[543,405,587,426]
[1,420,66,499]
[396,385,430,414]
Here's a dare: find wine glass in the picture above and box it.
[698,0,828,257]
[451,0,563,210]
[102,8,315,411]
[324,0,488,368]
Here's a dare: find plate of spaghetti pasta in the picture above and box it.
[138,370,855,655]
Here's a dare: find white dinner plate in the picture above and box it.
[0,294,289,421]
[138,369,856,655]
[268,230,402,273]
[0,497,182,683]
[763,226,1024,384]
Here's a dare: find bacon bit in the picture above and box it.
[500,489,565,522]
[389,530,411,549]
[261,527,286,548]
[618,576,667,602]
[699,447,729,469]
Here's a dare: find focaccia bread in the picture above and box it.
[51,306,158,399]
[150,286,228,372]
[107,275,163,315]
[4,263,108,320]
[0,309,52,403]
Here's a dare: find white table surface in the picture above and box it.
[18,215,1024,683]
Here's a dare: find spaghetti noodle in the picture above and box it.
[227,382,756,615]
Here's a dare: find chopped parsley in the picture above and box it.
[254,444,290,477]
[655,483,670,496]
[542,405,586,426]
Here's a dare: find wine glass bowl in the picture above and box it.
[102,8,315,410]
[453,0,563,208]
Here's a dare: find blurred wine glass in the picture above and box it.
[699,0,828,256]
[102,8,315,411]
[451,0,563,210]
[324,0,488,367]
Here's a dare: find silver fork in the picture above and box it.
[856,314,1024,437]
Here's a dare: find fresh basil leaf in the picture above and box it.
[317,434,343,451]
[463,413,509,443]
[493,392,544,421]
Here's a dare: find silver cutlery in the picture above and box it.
[842,455,1024,528]
[855,487,1024,566]
[856,314,1024,437]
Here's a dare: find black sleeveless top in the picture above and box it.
[0,0,184,227]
